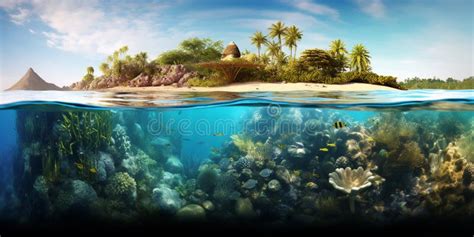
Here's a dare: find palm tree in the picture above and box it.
[135,52,148,70]
[268,21,287,51]
[284,25,303,59]
[250,31,267,57]
[266,41,281,63]
[350,44,371,72]
[86,66,94,75]
[329,39,348,58]
[330,39,348,72]
[99,63,109,75]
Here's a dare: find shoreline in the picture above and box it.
[99,82,399,93]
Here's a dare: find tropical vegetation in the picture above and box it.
[78,21,403,89]
[400,77,474,89]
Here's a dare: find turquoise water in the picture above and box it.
[0,90,473,231]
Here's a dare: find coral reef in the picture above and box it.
[329,167,375,194]
[105,172,137,206]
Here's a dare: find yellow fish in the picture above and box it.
[213,132,224,136]
[319,148,329,152]
[89,168,97,174]
[277,144,286,150]
[293,170,301,176]
[75,162,84,170]
[334,121,346,129]
[367,137,375,142]
[327,143,336,147]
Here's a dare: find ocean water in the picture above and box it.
[0,90,473,231]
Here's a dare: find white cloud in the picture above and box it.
[28,28,35,34]
[289,0,339,19]
[1,0,184,57]
[9,7,30,24]
[354,0,386,18]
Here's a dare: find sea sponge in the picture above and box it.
[105,172,137,205]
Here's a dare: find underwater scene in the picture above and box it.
[0,90,473,233]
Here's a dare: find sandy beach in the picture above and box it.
[101,82,399,92]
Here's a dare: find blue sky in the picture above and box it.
[0,0,472,89]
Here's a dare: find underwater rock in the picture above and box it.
[105,172,137,205]
[152,184,183,214]
[161,171,183,188]
[213,174,240,204]
[329,167,375,194]
[176,204,206,221]
[259,168,273,178]
[32,176,51,216]
[56,180,98,213]
[197,166,219,193]
[131,123,145,141]
[463,164,474,186]
[275,165,291,184]
[97,152,115,182]
[242,179,258,189]
[235,198,256,219]
[165,156,184,174]
[202,200,215,211]
[189,189,208,204]
[268,179,281,192]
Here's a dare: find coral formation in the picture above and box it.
[105,172,137,205]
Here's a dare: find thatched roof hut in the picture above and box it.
[221,41,241,60]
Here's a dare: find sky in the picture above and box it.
[0,0,473,89]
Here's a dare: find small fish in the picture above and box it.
[319,148,329,152]
[213,132,224,136]
[367,136,375,142]
[75,162,84,170]
[211,147,220,153]
[196,141,206,145]
[89,168,97,174]
[182,138,191,141]
[334,121,346,129]
[327,143,336,147]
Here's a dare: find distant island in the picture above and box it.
[69,21,405,91]
[7,68,64,91]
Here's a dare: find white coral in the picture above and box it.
[329,167,375,194]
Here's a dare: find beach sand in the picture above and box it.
[101,82,398,92]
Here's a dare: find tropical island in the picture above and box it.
[69,21,403,92]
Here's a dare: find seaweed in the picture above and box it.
[55,110,113,180]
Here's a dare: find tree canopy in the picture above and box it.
[157,38,223,65]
